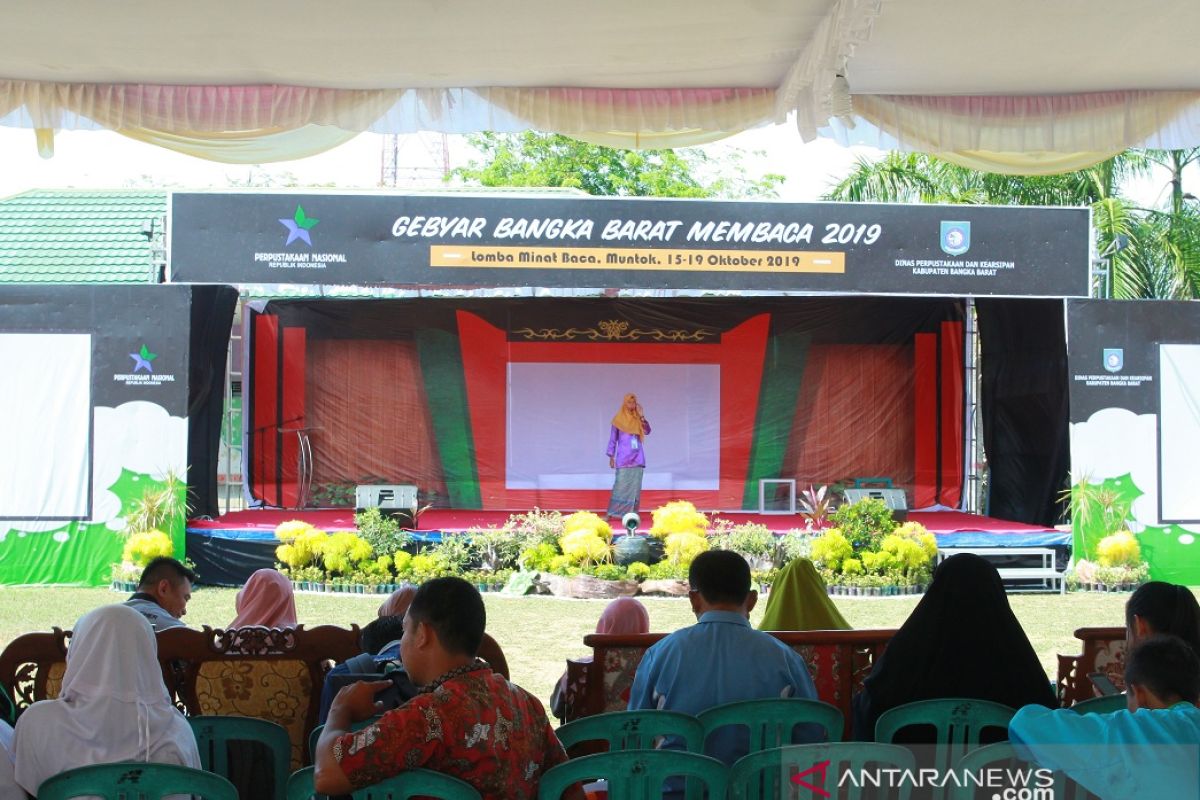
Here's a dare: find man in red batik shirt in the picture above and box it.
[314,577,572,800]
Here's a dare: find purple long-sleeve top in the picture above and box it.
[607,420,650,468]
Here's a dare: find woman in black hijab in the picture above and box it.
[852,553,1057,740]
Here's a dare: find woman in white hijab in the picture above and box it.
[12,604,201,797]
[0,720,23,800]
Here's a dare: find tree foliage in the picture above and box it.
[824,149,1200,299]
[450,132,784,199]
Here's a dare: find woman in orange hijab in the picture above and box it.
[606,393,650,519]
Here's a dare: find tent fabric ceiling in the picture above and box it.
[1,0,1199,167]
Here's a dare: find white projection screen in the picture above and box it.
[0,333,92,519]
[506,362,720,490]
[1160,343,1200,521]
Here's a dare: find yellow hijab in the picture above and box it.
[759,558,851,631]
[611,393,646,436]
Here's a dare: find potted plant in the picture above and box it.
[1071,529,1151,592]
[798,484,836,530]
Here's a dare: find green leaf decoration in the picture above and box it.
[295,205,319,230]
[139,344,157,361]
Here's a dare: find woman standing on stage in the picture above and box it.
[606,393,650,519]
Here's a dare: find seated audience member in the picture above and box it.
[1010,634,1200,798]
[318,615,411,725]
[0,720,23,800]
[1127,581,1200,653]
[314,577,568,800]
[550,596,650,720]
[13,605,201,797]
[229,568,298,628]
[852,553,1056,740]
[317,584,420,723]
[124,556,194,632]
[758,557,850,631]
[628,550,820,766]
[377,583,417,618]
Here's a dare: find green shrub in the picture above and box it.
[354,507,410,557]
[831,498,896,552]
[470,526,523,572]
[626,562,651,581]
[590,563,626,581]
[518,542,559,572]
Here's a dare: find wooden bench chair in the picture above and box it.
[156,624,361,770]
[1056,626,1126,707]
[0,627,70,717]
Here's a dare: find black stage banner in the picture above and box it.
[1066,299,1200,421]
[169,192,1089,297]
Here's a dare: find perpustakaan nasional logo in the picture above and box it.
[114,343,176,387]
[254,203,347,271]
[279,204,319,247]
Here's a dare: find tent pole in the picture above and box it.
[963,298,979,513]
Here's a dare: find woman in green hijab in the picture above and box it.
[759,558,850,630]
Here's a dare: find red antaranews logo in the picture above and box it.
[790,759,831,797]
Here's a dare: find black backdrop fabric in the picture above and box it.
[187,286,239,520]
[976,299,1069,525]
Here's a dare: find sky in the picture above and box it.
[0,123,1186,208]
[0,124,878,201]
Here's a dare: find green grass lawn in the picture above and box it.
[0,587,1132,708]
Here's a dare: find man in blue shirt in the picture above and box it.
[627,549,820,765]
[1010,634,1200,799]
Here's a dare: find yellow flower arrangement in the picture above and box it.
[274,519,315,541]
[810,528,853,571]
[275,526,329,568]
[560,529,613,566]
[649,500,710,539]
[562,510,613,541]
[664,531,709,567]
[892,521,938,560]
[322,532,374,575]
[1097,529,1142,568]
[122,529,174,565]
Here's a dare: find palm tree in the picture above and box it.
[824,151,1200,299]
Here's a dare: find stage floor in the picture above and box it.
[187,508,1070,548]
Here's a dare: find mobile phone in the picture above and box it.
[1088,672,1121,696]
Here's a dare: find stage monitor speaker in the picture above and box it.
[355,484,418,513]
[842,488,908,511]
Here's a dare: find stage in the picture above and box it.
[185,507,1070,585]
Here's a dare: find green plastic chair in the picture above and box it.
[728,742,917,800]
[286,765,482,800]
[875,698,1015,747]
[189,715,292,800]
[697,698,844,755]
[1071,694,1127,715]
[555,709,705,753]
[37,762,238,800]
[875,699,1016,800]
[952,742,1096,800]
[537,750,727,800]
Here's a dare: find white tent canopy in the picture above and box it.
[3,0,1199,170]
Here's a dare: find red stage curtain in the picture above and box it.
[305,339,446,500]
[785,344,915,495]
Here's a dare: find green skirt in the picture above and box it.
[607,467,644,517]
